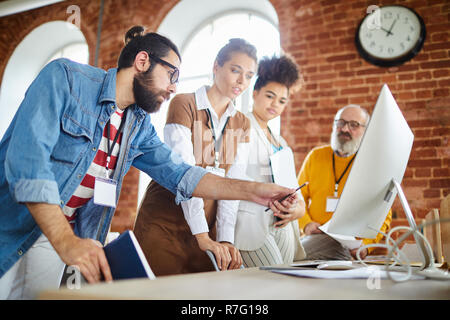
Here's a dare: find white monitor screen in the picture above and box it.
[327,84,414,239]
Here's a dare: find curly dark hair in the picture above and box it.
[254,55,300,92]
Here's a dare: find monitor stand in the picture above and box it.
[385,179,450,280]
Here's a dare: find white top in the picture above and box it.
[164,85,249,243]
[234,112,303,251]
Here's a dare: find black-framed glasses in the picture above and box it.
[145,51,179,84]
[334,119,365,130]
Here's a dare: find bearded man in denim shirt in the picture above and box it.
[0,26,296,299]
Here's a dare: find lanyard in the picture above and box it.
[206,108,229,168]
[332,152,355,197]
[105,108,127,176]
[267,126,282,152]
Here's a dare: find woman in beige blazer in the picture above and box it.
[134,39,258,275]
[234,55,306,267]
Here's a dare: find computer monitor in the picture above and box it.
[327,84,414,240]
[328,86,450,278]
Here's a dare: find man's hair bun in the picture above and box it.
[118,25,181,71]
[124,26,145,45]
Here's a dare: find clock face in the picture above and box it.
[356,5,426,67]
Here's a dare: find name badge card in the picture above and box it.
[326,196,339,212]
[205,166,225,177]
[93,177,117,208]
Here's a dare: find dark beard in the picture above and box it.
[133,69,165,114]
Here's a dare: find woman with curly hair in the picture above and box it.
[234,55,307,267]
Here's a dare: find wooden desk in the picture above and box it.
[39,267,450,300]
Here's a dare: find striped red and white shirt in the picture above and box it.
[63,108,125,227]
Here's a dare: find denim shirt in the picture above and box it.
[0,58,207,277]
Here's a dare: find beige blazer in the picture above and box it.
[134,93,250,276]
[234,112,303,252]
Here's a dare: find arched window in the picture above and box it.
[45,42,89,67]
[0,21,88,140]
[178,12,280,113]
[139,4,281,204]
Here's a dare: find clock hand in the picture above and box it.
[386,19,398,37]
[380,27,393,36]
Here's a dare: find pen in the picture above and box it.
[265,182,309,212]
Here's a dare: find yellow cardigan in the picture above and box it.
[297,145,392,253]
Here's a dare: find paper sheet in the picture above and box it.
[271,267,425,280]
[319,221,363,250]
[269,147,299,189]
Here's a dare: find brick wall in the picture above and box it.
[0,1,99,80]
[0,0,448,228]
[273,0,450,218]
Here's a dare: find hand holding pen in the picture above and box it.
[267,182,308,227]
[265,182,308,212]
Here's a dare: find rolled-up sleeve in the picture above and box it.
[5,60,70,205]
[174,165,208,204]
[12,180,61,204]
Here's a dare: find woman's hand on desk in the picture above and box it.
[195,233,242,270]
[271,193,306,228]
[220,242,243,269]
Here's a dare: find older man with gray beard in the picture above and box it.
[297,104,392,260]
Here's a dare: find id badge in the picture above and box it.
[326,196,339,212]
[205,166,225,177]
[93,177,117,208]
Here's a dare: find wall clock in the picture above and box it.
[355,5,426,67]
